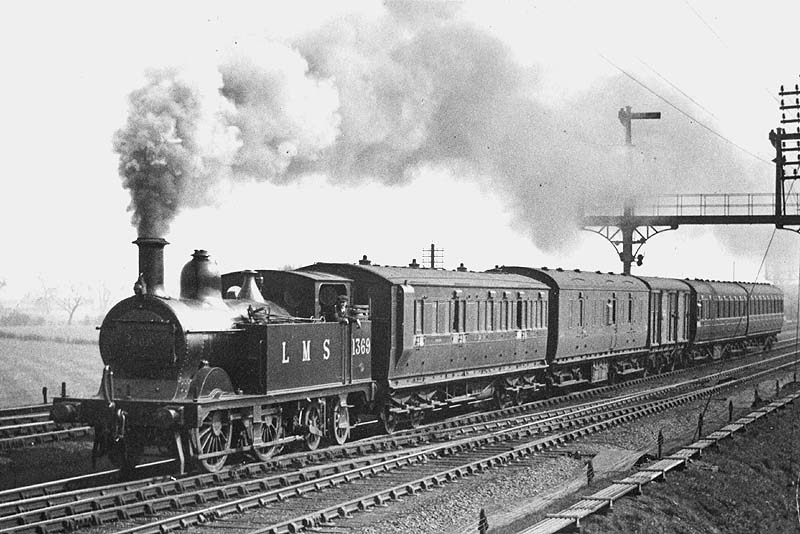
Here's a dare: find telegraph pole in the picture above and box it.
[422,243,444,269]
[771,84,800,220]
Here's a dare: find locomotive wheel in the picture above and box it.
[252,413,284,461]
[303,402,324,451]
[193,411,232,473]
[329,401,350,446]
[380,406,397,434]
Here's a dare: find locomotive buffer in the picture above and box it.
[583,92,800,274]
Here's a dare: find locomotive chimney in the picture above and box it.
[133,237,168,297]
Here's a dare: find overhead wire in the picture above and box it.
[683,0,781,105]
[636,58,719,120]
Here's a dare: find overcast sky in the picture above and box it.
[0,1,798,301]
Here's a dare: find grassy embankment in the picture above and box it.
[0,325,102,407]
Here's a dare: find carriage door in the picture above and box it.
[650,291,663,345]
[667,292,678,342]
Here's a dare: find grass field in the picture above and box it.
[0,324,98,344]
[0,335,102,407]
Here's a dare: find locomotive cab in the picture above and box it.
[223,269,352,322]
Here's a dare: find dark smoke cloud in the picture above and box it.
[113,68,239,236]
[114,4,774,255]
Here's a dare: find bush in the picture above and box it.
[0,311,45,327]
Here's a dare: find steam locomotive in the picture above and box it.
[51,238,783,473]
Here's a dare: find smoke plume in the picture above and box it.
[114,4,771,252]
[113,68,240,237]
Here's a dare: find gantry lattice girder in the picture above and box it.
[581,193,800,274]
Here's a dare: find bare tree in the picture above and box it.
[35,276,57,315]
[95,284,113,315]
[58,287,86,325]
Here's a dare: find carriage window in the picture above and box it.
[627,293,634,323]
[452,299,467,332]
[526,300,532,328]
[578,293,585,327]
[414,300,424,334]
[611,293,617,324]
[536,294,544,328]
[542,300,548,327]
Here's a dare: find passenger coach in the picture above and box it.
[305,260,551,428]
[498,267,651,387]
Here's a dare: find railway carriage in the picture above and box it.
[683,279,749,360]
[743,282,783,348]
[304,261,551,428]
[636,276,692,372]
[498,267,651,386]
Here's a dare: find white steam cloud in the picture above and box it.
[113,4,770,256]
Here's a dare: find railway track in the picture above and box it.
[116,356,800,534]
[0,333,794,456]
[2,348,796,534]
[0,405,51,422]
[0,401,92,450]
[0,421,92,450]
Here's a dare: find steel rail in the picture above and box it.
[0,425,92,450]
[1,342,795,532]
[97,357,798,534]
[244,359,799,534]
